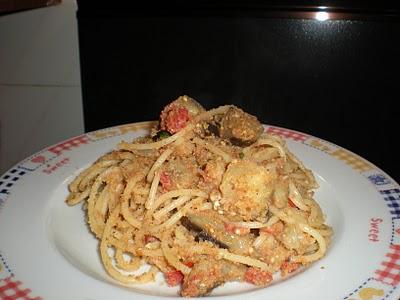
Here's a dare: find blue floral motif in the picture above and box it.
[368,174,391,186]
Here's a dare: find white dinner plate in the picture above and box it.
[0,122,399,300]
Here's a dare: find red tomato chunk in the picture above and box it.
[160,171,172,191]
[160,106,190,134]
[244,267,273,286]
[280,261,301,275]
[165,270,184,287]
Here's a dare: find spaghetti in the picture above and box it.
[66,96,332,297]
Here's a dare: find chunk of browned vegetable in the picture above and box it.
[181,216,228,249]
[184,210,254,254]
[220,160,275,221]
[181,256,246,297]
[219,107,264,146]
[159,95,205,134]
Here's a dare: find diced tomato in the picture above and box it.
[224,223,250,235]
[244,267,273,286]
[288,198,296,208]
[260,221,284,235]
[280,261,301,275]
[164,270,184,287]
[224,222,236,233]
[160,105,190,134]
[160,171,172,191]
[184,261,194,268]
[144,235,159,244]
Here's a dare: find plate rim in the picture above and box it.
[0,121,399,300]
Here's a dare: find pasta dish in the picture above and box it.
[66,96,333,297]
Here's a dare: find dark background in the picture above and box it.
[76,1,400,183]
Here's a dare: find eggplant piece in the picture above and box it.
[219,160,274,221]
[181,256,246,297]
[181,216,228,249]
[219,107,264,146]
[228,136,255,147]
[205,107,263,147]
[195,231,229,249]
[206,123,220,137]
[182,211,254,255]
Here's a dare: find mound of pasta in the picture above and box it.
[66,96,333,297]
